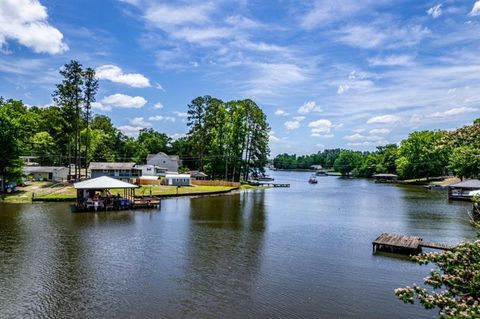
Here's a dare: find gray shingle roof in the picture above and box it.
[448,179,480,189]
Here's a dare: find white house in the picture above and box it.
[135,164,168,177]
[23,166,69,182]
[146,152,181,172]
[165,174,191,186]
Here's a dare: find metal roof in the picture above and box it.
[189,170,208,177]
[23,166,68,173]
[165,174,191,179]
[448,179,480,189]
[373,173,398,177]
[74,176,138,189]
[89,162,137,170]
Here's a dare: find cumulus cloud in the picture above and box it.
[308,119,333,135]
[96,65,151,88]
[298,101,322,114]
[469,1,480,16]
[0,0,68,54]
[92,93,147,111]
[427,107,478,118]
[275,109,289,116]
[367,114,401,124]
[154,102,163,109]
[130,117,152,127]
[174,111,188,118]
[148,115,175,122]
[337,84,350,94]
[427,4,442,18]
[284,120,301,130]
[343,133,364,142]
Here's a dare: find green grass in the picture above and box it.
[136,185,236,196]
[240,184,271,190]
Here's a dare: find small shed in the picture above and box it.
[373,173,398,183]
[165,174,191,186]
[310,164,323,170]
[448,179,480,200]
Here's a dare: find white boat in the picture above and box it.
[308,176,318,184]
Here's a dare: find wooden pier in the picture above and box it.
[372,233,452,255]
[248,181,290,187]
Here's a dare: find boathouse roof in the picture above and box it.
[373,173,398,177]
[448,179,480,189]
[74,176,138,190]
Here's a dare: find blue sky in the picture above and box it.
[1,0,480,156]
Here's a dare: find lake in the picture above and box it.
[0,171,475,318]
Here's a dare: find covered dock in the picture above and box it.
[74,176,160,212]
[448,179,480,200]
[373,173,398,183]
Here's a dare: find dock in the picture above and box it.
[249,181,290,187]
[372,233,452,254]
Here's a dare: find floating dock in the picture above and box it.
[372,233,452,254]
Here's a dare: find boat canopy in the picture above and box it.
[74,176,138,190]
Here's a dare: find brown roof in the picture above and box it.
[89,162,137,170]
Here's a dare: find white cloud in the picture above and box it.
[148,115,175,122]
[91,102,112,112]
[118,125,144,137]
[274,109,289,116]
[337,84,350,94]
[130,117,151,127]
[410,114,422,124]
[293,116,306,121]
[298,101,322,114]
[308,119,333,134]
[343,133,364,142]
[336,24,430,49]
[144,3,214,29]
[155,83,165,91]
[311,133,334,138]
[427,4,442,18]
[284,120,301,130]
[97,93,147,109]
[469,1,480,16]
[174,111,188,118]
[269,132,281,142]
[367,114,401,124]
[154,102,163,109]
[0,0,68,54]
[427,107,479,118]
[369,128,390,135]
[368,55,414,66]
[96,65,151,88]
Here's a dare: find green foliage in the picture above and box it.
[396,131,449,179]
[186,96,270,181]
[448,146,480,179]
[334,150,364,176]
[0,101,24,191]
[395,239,480,318]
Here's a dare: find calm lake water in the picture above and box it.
[0,171,475,318]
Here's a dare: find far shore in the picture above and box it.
[0,182,269,204]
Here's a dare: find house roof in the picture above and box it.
[189,170,208,177]
[135,164,168,170]
[448,179,480,189]
[146,152,180,162]
[23,166,68,173]
[74,176,138,189]
[89,162,137,170]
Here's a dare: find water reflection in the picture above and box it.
[180,192,266,317]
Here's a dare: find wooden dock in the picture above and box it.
[248,182,290,187]
[372,233,452,254]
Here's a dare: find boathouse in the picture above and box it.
[448,179,480,200]
[189,170,208,180]
[373,173,398,183]
[74,176,139,211]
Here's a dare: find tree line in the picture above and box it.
[273,119,480,180]
[0,60,270,191]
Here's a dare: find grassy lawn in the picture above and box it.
[2,182,264,203]
[136,185,237,196]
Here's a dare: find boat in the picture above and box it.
[315,171,328,176]
[308,176,318,184]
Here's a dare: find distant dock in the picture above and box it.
[372,233,452,255]
[248,181,290,188]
